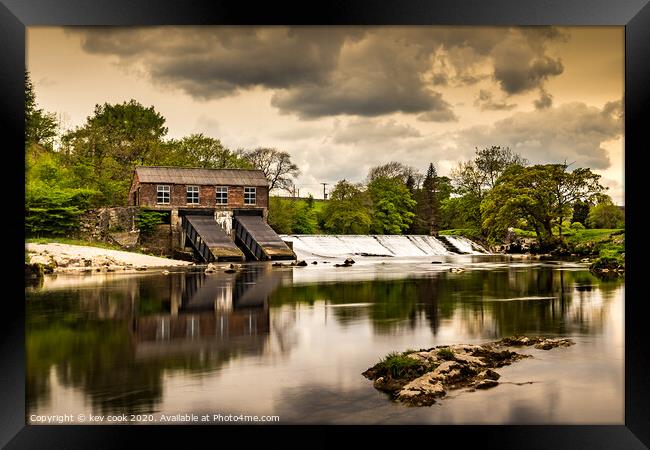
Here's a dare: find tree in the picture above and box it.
[367,177,416,234]
[367,161,421,186]
[412,163,441,234]
[474,146,528,189]
[161,134,250,169]
[587,203,624,229]
[571,201,590,226]
[321,180,372,234]
[241,147,300,193]
[61,100,168,205]
[451,146,527,231]
[481,164,606,248]
[25,71,58,149]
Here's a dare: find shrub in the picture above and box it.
[136,210,167,236]
[570,222,586,230]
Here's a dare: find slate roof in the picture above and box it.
[134,166,268,187]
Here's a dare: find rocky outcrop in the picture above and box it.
[362,336,574,406]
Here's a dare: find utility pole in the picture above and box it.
[321,183,328,200]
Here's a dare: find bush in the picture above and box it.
[570,222,586,230]
[587,204,624,229]
[25,187,100,236]
[136,210,167,236]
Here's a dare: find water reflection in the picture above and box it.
[26,260,624,423]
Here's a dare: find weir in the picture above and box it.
[281,234,488,259]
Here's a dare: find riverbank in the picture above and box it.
[26,242,192,275]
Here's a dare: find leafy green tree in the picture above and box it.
[481,164,606,247]
[572,200,590,226]
[161,134,250,169]
[321,180,372,234]
[450,146,527,231]
[25,71,58,149]
[367,161,420,186]
[412,163,441,234]
[61,100,168,205]
[587,203,624,229]
[268,197,296,234]
[368,177,416,234]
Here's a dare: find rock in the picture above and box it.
[431,261,442,264]
[431,361,465,382]
[204,268,215,274]
[311,261,318,265]
[475,379,499,389]
[477,369,500,381]
[224,268,237,273]
[162,270,170,275]
[344,258,356,265]
[30,255,54,266]
[83,258,92,267]
[397,373,446,405]
[293,260,308,267]
[135,266,147,271]
[25,263,44,279]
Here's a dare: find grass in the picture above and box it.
[26,237,134,252]
[379,351,427,379]
[437,348,455,360]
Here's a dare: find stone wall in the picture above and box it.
[78,207,140,246]
[140,223,173,256]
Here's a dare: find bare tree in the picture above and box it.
[241,147,300,193]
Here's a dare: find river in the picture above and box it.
[25,255,624,424]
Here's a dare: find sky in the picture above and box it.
[26,26,624,203]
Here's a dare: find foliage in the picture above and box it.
[268,197,320,234]
[368,177,416,234]
[437,348,455,360]
[26,186,99,236]
[570,221,586,230]
[481,164,606,248]
[240,147,300,193]
[136,210,167,236]
[411,163,441,234]
[161,134,251,169]
[572,200,590,226]
[25,71,58,149]
[61,100,168,205]
[367,161,421,186]
[321,180,372,234]
[379,351,428,379]
[587,203,625,229]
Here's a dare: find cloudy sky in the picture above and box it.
[27,26,624,203]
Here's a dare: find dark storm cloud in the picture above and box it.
[474,89,517,111]
[534,88,553,109]
[456,100,623,169]
[69,26,568,118]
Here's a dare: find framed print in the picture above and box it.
[2,0,649,447]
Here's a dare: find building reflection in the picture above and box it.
[132,267,286,359]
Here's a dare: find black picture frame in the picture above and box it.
[2,0,648,447]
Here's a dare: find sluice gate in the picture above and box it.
[233,211,296,261]
[181,215,245,262]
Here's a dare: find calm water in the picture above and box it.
[26,256,624,424]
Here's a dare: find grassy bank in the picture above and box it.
[25,237,144,253]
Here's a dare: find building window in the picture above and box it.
[187,186,200,204]
[157,185,170,204]
[216,186,228,205]
[244,187,256,205]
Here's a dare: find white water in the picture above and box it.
[445,235,490,254]
[281,234,488,259]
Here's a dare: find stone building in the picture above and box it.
[129,166,294,262]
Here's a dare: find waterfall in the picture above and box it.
[281,235,488,259]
